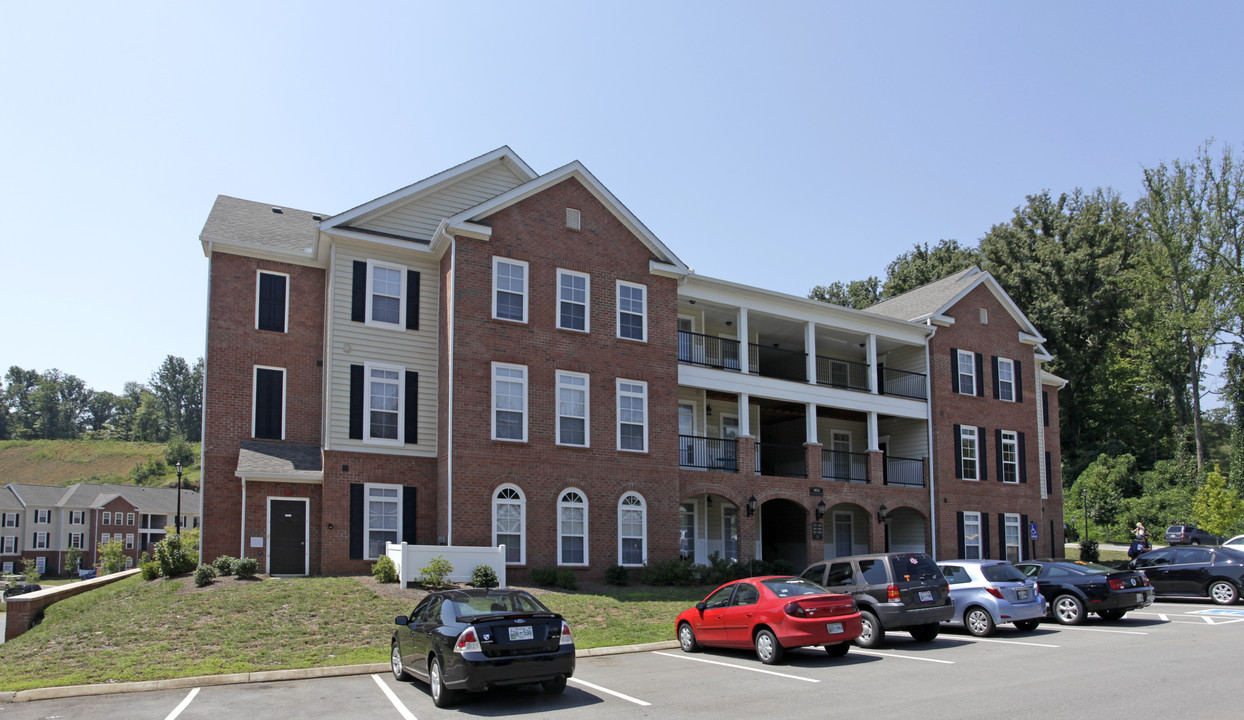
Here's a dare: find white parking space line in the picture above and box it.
[569,678,652,706]
[1051,626,1148,635]
[1131,610,1244,624]
[951,636,1059,648]
[163,687,199,720]
[651,651,820,681]
[849,649,954,664]
[372,674,418,720]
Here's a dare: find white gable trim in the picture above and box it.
[937,269,1042,339]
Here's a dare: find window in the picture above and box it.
[493,485,525,565]
[556,371,589,447]
[492,363,528,442]
[253,366,285,440]
[364,364,403,444]
[679,502,696,559]
[102,511,112,525]
[101,533,110,544]
[619,493,647,566]
[364,483,401,560]
[723,505,739,562]
[1001,430,1019,483]
[493,257,528,322]
[617,281,647,341]
[256,270,289,332]
[959,426,979,480]
[367,260,406,327]
[1,537,16,554]
[1,561,11,573]
[68,532,84,549]
[617,379,648,452]
[3,512,19,528]
[558,489,587,566]
[126,513,135,526]
[33,532,48,549]
[35,509,50,524]
[963,511,981,560]
[557,269,590,332]
[126,533,135,550]
[35,557,45,574]
[1004,514,1021,563]
[996,357,1015,402]
[69,510,84,525]
[956,349,975,396]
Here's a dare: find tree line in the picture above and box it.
[810,141,1244,539]
[0,355,203,443]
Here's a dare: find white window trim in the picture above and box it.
[616,280,648,342]
[363,483,402,562]
[70,510,84,525]
[35,557,45,574]
[33,532,49,550]
[961,426,979,481]
[722,503,740,563]
[493,484,526,565]
[998,357,1016,402]
[557,488,589,567]
[69,532,83,549]
[255,269,290,332]
[252,365,287,440]
[492,256,529,323]
[617,379,649,453]
[125,533,135,550]
[365,259,408,329]
[1001,430,1019,484]
[963,511,982,560]
[1,512,17,528]
[362,362,405,446]
[102,511,112,525]
[491,362,528,442]
[618,492,648,567]
[1004,513,1022,562]
[556,268,591,333]
[101,533,111,544]
[126,513,135,526]
[556,370,590,447]
[35,509,50,524]
[1,536,16,554]
[957,349,976,396]
[1,561,11,573]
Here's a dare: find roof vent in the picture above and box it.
[312,215,322,221]
[271,207,284,214]
[566,208,581,230]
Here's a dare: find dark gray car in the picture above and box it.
[800,552,954,647]
[1164,525,1221,546]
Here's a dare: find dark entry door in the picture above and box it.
[270,500,307,575]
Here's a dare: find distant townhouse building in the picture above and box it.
[198,147,1064,579]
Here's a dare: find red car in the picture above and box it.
[675,576,862,664]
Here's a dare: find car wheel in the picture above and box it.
[854,611,885,648]
[429,657,458,708]
[677,622,701,652]
[542,677,567,695]
[1014,619,1041,632]
[1052,594,1085,625]
[1192,539,1201,545]
[964,607,996,637]
[825,642,850,657]
[390,643,409,681]
[1098,609,1127,621]
[754,628,784,665]
[909,623,940,642]
[1209,580,1239,605]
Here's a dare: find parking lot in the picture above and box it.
[2,598,1240,720]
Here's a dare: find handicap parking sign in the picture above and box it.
[1029,522,1038,540]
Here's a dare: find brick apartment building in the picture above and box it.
[198,147,1064,579]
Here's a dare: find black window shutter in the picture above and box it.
[254,368,284,439]
[957,511,965,558]
[1045,451,1053,495]
[974,353,985,397]
[349,365,364,440]
[349,483,364,559]
[981,515,991,559]
[403,487,417,543]
[998,513,1007,560]
[1021,514,1030,560]
[258,273,287,332]
[352,261,367,323]
[404,371,418,444]
[978,428,988,481]
[1015,360,1023,402]
[950,349,960,393]
[1019,432,1028,483]
[953,424,963,478]
[995,428,1004,481]
[992,356,1000,399]
[1043,391,1050,426]
[406,271,420,330]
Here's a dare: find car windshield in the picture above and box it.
[761,577,830,597]
[980,563,1026,582]
[888,553,942,582]
[446,591,551,618]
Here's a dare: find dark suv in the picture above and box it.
[800,553,954,647]
[1165,525,1221,546]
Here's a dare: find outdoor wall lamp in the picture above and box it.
[877,503,890,525]
[815,499,827,521]
[746,495,757,517]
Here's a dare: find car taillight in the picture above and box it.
[1141,575,1150,586]
[986,587,1005,599]
[559,620,574,646]
[887,585,900,602]
[1108,578,1125,591]
[455,626,481,654]
[784,602,808,617]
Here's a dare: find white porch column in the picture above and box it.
[806,402,818,444]
[738,308,750,374]
[867,411,880,451]
[805,321,817,385]
[738,392,751,436]
[867,334,878,394]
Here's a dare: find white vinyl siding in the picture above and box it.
[355,164,529,240]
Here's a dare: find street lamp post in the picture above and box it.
[1082,487,1089,543]
[175,461,183,536]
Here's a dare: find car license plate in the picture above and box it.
[826,622,843,634]
[919,590,933,602]
[1017,589,1029,601]
[1135,593,1144,603]
[509,626,534,641]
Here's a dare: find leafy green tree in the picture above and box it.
[150,356,203,442]
[99,539,127,574]
[64,546,82,574]
[20,557,41,584]
[808,277,882,309]
[1193,467,1241,538]
[165,435,195,468]
[134,391,165,442]
[84,390,119,436]
[1066,454,1138,540]
[882,239,980,298]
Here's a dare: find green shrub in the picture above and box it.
[212,555,237,576]
[165,435,195,468]
[129,458,168,485]
[154,533,197,577]
[373,555,399,583]
[470,564,499,588]
[194,563,217,587]
[19,557,41,585]
[235,556,259,579]
[640,559,697,586]
[419,556,454,587]
[555,568,577,590]
[140,561,161,581]
[100,540,127,574]
[64,547,83,575]
[1079,538,1100,562]
[604,564,629,585]
[531,567,559,586]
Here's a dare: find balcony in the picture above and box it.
[822,450,868,483]
[678,435,738,472]
[754,442,807,478]
[816,356,870,392]
[884,455,926,487]
[880,367,927,401]
[678,331,742,371]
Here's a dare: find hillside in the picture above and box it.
[0,440,200,488]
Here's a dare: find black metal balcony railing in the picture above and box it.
[678,435,739,472]
[815,356,870,392]
[885,455,926,487]
[677,331,742,371]
[822,450,869,483]
[880,367,927,401]
[748,344,808,382]
[754,442,807,478]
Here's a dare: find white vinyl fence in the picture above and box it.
[385,542,507,588]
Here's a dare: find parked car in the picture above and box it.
[936,560,1047,636]
[1165,525,1221,546]
[1131,545,1244,605]
[391,588,575,708]
[675,575,861,664]
[2,583,41,598]
[800,552,954,647]
[1222,534,1244,551]
[1014,560,1153,624]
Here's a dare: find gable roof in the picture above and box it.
[200,195,324,261]
[0,485,23,511]
[4,483,200,515]
[864,266,1045,342]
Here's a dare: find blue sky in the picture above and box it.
[2,1,1241,399]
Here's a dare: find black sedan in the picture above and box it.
[1015,560,1153,624]
[1132,545,1244,604]
[391,588,575,708]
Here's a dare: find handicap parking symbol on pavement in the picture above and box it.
[1190,608,1244,617]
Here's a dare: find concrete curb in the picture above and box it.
[1,640,680,703]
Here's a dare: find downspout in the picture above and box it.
[447,237,456,546]
[924,321,938,560]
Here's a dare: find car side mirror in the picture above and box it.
[695,601,706,612]
[395,615,409,626]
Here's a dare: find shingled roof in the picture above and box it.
[236,442,323,480]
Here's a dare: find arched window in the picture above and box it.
[618,492,647,566]
[558,489,588,566]
[493,485,525,564]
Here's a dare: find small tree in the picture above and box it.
[1193,467,1242,538]
[64,546,83,575]
[154,533,196,577]
[100,539,127,574]
[165,435,195,468]
[19,557,41,585]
